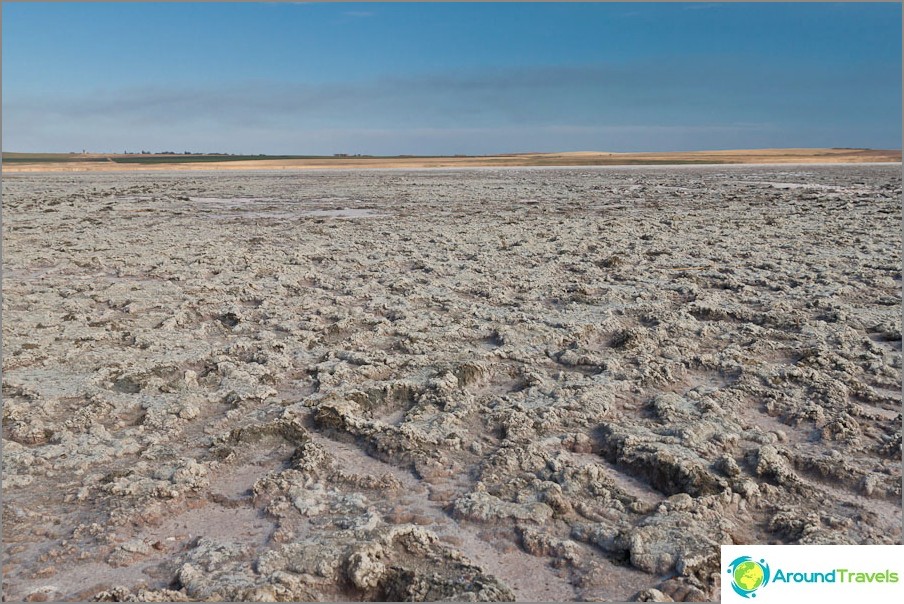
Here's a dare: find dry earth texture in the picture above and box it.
[2,148,901,173]
[1,165,902,602]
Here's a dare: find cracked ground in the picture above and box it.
[2,164,901,602]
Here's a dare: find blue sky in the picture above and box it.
[2,2,901,155]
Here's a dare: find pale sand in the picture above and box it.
[3,148,900,173]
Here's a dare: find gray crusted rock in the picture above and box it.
[452,491,554,524]
[598,423,729,497]
[631,588,675,602]
[345,543,388,590]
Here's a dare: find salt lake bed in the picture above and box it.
[2,165,901,601]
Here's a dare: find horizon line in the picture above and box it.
[4,146,902,158]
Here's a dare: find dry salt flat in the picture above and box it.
[1,164,901,602]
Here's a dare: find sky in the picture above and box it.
[2,2,901,155]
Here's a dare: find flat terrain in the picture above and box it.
[1,165,901,602]
[3,148,900,172]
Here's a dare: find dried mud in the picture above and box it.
[2,165,901,602]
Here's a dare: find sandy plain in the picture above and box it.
[1,164,901,602]
[3,148,901,173]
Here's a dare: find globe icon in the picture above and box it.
[733,560,765,592]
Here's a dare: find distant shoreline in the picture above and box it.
[3,148,900,172]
